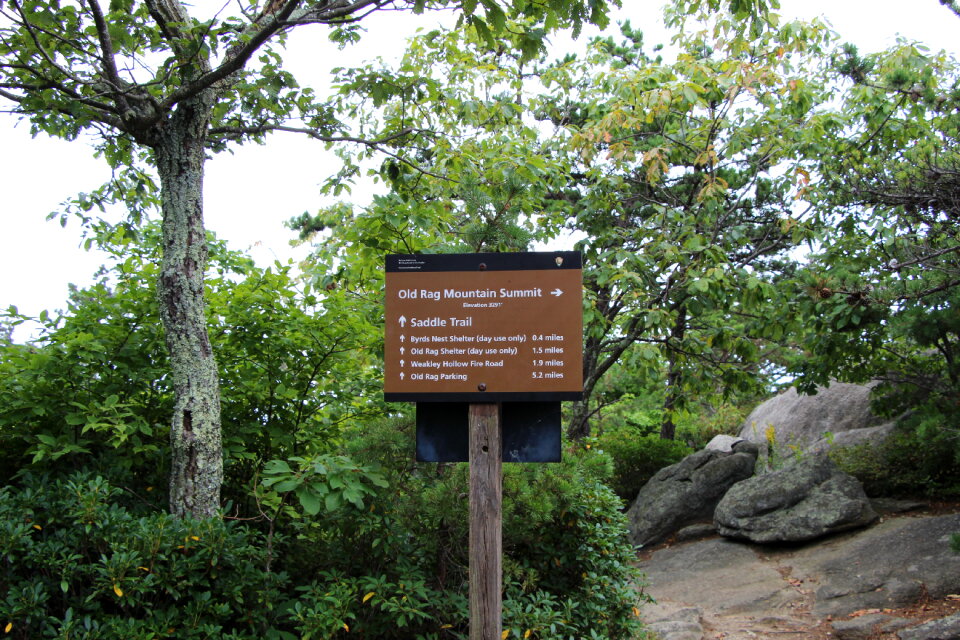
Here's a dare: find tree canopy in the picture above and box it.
[0,0,624,517]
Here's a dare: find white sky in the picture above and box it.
[1,0,958,340]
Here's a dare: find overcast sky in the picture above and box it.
[2,0,958,340]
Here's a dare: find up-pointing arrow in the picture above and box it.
[400,347,405,355]
[550,288,563,297]
[400,372,405,380]
[398,315,407,327]
[400,359,405,367]
[400,334,405,342]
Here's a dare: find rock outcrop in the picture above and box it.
[626,444,757,548]
[638,511,960,639]
[738,382,897,455]
[897,612,960,640]
[714,454,877,543]
[789,512,960,617]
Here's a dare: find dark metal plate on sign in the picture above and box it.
[416,402,561,463]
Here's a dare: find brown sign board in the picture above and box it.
[384,252,583,402]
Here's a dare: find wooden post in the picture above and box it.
[469,402,502,640]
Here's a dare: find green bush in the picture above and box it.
[268,418,650,640]
[0,224,384,513]
[0,473,287,640]
[0,426,649,639]
[675,402,752,450]
[596,429,692,504]
[829,410,960,497]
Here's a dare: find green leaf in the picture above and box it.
[296,488,322,515]
[263,460,293,475]
[324,492,342,512]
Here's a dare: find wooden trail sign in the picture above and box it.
[384,252,583,402]
[383,252,583,640]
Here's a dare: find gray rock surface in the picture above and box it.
[897,612,960,640]
[674,523,716,543]
[832,613,907,640]
[704,434,743,452]
[643,606,703,640]
[788,513,960,617]
[626,448,756,548]
[871,497,928,514]
[640,538,803,614]
[738,382,897,455]
[639,512,960,638]
[715,454,877,543]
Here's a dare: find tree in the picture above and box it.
[302,7,833,440]
[788,37,960,419]
[0,0,618,517]
[0,224,384,513]
[535,15,834,439]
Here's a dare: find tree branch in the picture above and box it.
[208,123,457,182]
[887,243,960,271]
[209,122,413,146]
[86,0,129,112]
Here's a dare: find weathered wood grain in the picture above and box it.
[469,402,502,640]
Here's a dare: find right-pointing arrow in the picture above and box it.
[550,288,563,297]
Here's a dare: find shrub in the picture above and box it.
[0,473,287,640]
[675,402,752,450]
[269,418,650,640]
[829,409,960,497]
[596,429,692,504]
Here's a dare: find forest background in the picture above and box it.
[1,0,959,637]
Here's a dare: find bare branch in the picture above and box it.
[209,122,456,182]
[86,0,128,112]
[887,244,960,271]
[209,122,413,145]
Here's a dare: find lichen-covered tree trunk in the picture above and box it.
[154,93,223,519]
